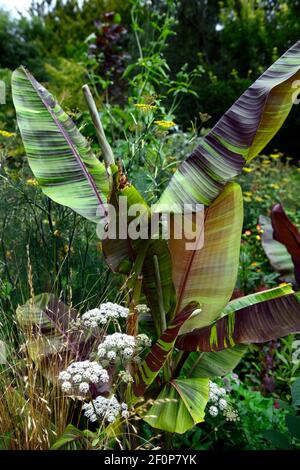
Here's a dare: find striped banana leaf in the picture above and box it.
[12,67,110,223]
[169,182,243,334]
[132,301,199,399]
[157,41,300,209]
[271,203,300,285]
[180,345,247,379]
[144,377,209,433]
[260,214,295,281]
[176,289,300,352]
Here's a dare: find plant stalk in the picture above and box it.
[82,84,115,167]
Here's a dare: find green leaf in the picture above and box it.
[176,291,300,352]
[50,424,90,450]
[221,284,294,316]
[158,41,300,208]
[291,378,300,407]
[144,378,209,433]
[12,66,110,223]
[286,415,300,441]
[181,345,247,379]
[263,429,292,450]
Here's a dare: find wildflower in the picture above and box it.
[208,405,218,417]
[251,262,257,267]
[59,360,109,396]
[82,395,128,423]
[244,192,253,197]
[135,304,150,315]
[81,303,129,328]
[256,235,261,241]
[244,230,252,236]
[219,398,228,410]
[97,333,137,362]
[224,408,239,422]
[79,382,90,394]
[254,196,263,202]
[136,333,152,348]
[26,178,39,187]
[270,183,280,190]
[134,103,157,112]
[243,167,253,173]
[154,120,176,129]
[61,381,72,393]
[0,130,15,138]
[118,370,134,384]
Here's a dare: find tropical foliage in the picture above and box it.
[1,0,300,451]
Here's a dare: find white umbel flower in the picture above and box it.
[59,360,109,396]
[219,398,228,410]
[208,405,218,417]
[81,303,129,328]
[82,395,128,423]
[97,333,137,362]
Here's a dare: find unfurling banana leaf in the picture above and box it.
[157,41,300,209]
[176,289,300,352]
[260,214,295,282]
[271,204,300,285]
[144,377,209,433]
[12,67,110,223]
[169,182,243,334]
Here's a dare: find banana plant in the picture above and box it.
[260,203,300,286]
[11,40,300,434]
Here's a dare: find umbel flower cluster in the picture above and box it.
[59,302,152,423]
[81,302,129,328]
[208,381,239,422]
[82,395,129,423]
[98,333,151,362]
[58,361,109,395]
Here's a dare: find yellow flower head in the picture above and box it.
[26,178,39,187]
[134,103,157,113]
[0,130,15,138]
[154,120,176,129]
[243,167,253,173]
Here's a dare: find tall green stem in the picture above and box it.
[82,84,115,167]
